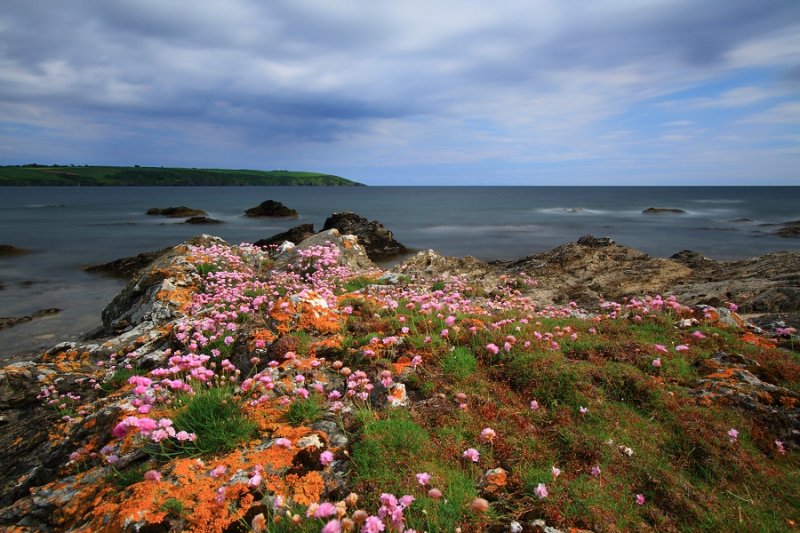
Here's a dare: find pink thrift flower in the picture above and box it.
[320,450,334,466]
[274,437,292,448]
[416,472,431,486]
[362,515,385,532]
[534,483,548,499]
[775,440,787,455]
[462,448,480,462]
[321,520,342,533]
[445,315,456,326]
[591,466,601,477]
[401,327,410,334]
[144,470,161,482]
[210,465,227,478]
[654,344,669,354]
[427,488,442,499]
[486,343,500,355]
[652,358,662,368]
[248,473,262,487]
[580,406,588,415]
[480,427,496,444]
[675,344,689,352]
[215,486,226,504]
[635,494,645,505]
[727,302,739,311]
[440,329,449,338]
[551,466,561,479]
[314,502,337,518]
[530,400,540,410]
[728,428,739,443]
[691,330,706,339]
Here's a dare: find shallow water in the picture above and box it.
[1,186,798,357]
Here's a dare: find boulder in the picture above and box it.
[0,309,60,330]
[254,224,315,248]
[272,229,377,275]
[775,220,800,238]
[83,247,172,279]
[0,244,29,257]
[244,200,298,218]
[183,216,223,225]
[322,212,407,261]
[642,207,687,214]
[146,206,207,218]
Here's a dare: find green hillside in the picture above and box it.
[0,165,364,186]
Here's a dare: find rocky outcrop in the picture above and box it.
[0,308,60,330]
[244,200,298,217]
[84,247,172,279]
[183,216,223,224]
[0,244,29,256]
[272,229,377,274]
[322,212,407,261]
[500,235,692,307]
[254,224,315,248]
[760,219,800,238]
[643,207,687,214]
[146,206,206,218]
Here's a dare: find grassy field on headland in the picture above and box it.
[0,165,363,186]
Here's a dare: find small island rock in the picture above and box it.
[0,245,29,257]
[183,216,223,225]
[642,207,687,215]
[244,200,298,218]
[322,212,408,261]
[146,206,207,218]
[254,224,315,247]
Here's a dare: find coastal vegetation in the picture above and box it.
[0,233,798,531]
[0,164,363,186]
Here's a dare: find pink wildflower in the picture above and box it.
[143,470,161,482]
[727,302,739,311]
[210,465,227,478]
[591,465,601,477]
[248,473,262,487]
[416,472,431,486]
[534,483,548,499]
[675,344,689,352]
[580,406,588,415]
[463,448,480,462]
[635,494,646,505]
[321,520,342,533]
[486,343,500,355]
[654,344,669,354]
[530,400,540,410]
[427,488,442,499]
[728,428,739,443]
[362,515,385,532]
[445,315,456,326]
[480,427,496,444]
[320,450,335,466]
[551,466,561,479]
[314,502,337,518]
[691,330,706,339]
[274,437,292,448]
[470,497,490,513]
[652,358,662,368]
[775,440,787,455]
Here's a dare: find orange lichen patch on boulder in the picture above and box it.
[780,396,799,409]
[742,332,776,348]
[392,355,412,375]
[272,425,316,442]
[251,328,277,349]
[309,335,343,353]
[243,402,285,432]
[705,367,738,380]
[156,285,196,312]
[40,349,92,370]
[285,471,325,506]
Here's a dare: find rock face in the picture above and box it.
[244,200,298,218]
[0,244,29,256]
[146,206,207,218]
[501,235,693,307]
[767,219,800,238]
[183,216,223,225]
[254,224,315,248]
[642,207,687,214]
[83,247,172,279]
[272,229,377,274]
[322,212,407,261]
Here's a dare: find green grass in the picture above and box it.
[160,385,258,458]
[285,397,324,426]
[441,346,478,381]
[0,165,363,186]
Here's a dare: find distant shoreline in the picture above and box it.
[0,165,365,187]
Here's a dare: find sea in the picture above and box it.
[1,186,798,358]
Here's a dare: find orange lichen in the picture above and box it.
[742,332,776,348]
[285,471,325,506]
[392,355,412,375]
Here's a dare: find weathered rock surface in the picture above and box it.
[643,207,687,214]
[761,219,800,238]
[500,235,693,307]
[83,247,172,279]
[322,212,407,261]
[393,249,499,290]
[244,200,298,218]
[146,206,207,218]
[254,223,315,248]
[0,244,30,256]
[0,308,60,330]
[183,216,223,224]
[272,229,377,274]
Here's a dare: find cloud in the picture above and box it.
[0,0,798,183]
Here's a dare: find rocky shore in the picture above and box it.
[0,227,798,532]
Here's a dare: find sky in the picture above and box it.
[1,1,799,185]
